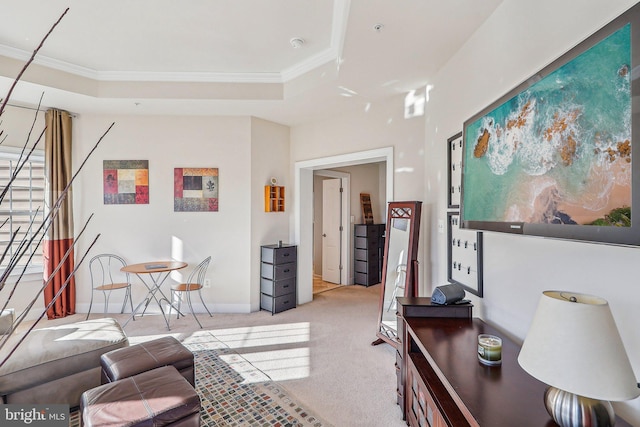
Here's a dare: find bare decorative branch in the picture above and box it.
[0,7,115,367]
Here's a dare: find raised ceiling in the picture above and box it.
[0,0,503,126]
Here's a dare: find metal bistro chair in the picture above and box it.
[170,256,213,328]
[86,254,134,320]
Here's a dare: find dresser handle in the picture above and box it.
[283,253,290,257]
[284,269,290,273]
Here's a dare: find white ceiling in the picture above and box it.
[0,0,502,126]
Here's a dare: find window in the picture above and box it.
[0,147,45,274]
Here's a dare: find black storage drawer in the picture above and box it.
[355,271,380,286]
[354,248,379,263]
[261,293,296,314]
[260,277,296,297]
[355,224,384,238]
[261,245,296,264]
[355,236,379,251]
[353,224,385,286]
[260,243,297,315]
[355,260,379,275]
[261,262,296,281]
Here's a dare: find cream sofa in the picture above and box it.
[0,317,128,408]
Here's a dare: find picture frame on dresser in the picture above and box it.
[447,212,483,297]
[447,132,463,209]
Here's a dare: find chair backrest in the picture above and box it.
[89,254,129,287]
[186,256,211,286]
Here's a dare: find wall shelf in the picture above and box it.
[264,185,285,212]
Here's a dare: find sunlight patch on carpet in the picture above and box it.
[205,322,310,349]
[222,347,311,382]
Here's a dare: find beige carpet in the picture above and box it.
[37,284,406,427]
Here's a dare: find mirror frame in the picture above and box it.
[373,201,422,347]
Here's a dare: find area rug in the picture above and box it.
[70,333,331,427]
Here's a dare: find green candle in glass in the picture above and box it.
[478,334,502,366]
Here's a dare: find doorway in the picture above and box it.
[313,171,350,294]
[294,147,394,305]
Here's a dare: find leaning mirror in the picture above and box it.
[373,201,422,347]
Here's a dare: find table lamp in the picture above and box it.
[518,291,639,427]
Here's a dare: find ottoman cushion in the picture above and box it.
[0,317,128,405]
[101,335,195,386]
[81,365,201,427]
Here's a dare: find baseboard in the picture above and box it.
[76,302,252,315]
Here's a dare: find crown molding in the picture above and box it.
[95,70,284,83]
[0,0,350,85]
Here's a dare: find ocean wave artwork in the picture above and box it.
[463,24,631,227]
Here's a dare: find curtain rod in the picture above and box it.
[5,102,78,118]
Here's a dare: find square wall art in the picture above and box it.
[174,167,219,212]
[103,160,149,204]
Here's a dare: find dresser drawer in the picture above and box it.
[355,260,380,275]
[260,277,296,297]
[354,271,380,286]
[261,293,296,314]
[354,248,379,262]
[261,262,296,281]
[261,245,297,264]
[354,236,379,250]
[354,224,381,238]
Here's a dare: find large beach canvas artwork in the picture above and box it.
[174,167,219,212]
[463,24,631,229]
[461,2,640,247]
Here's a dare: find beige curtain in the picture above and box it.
[43,109,76,319]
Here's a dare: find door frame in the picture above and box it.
[315,170,350,285]
[295,147,394,304]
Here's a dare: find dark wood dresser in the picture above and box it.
[396,297,632,427]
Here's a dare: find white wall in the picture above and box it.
[292,98,425,202]
[291,94,427,288]
[332,163,386,225]
[1,108,291,317]
[250,117,290,310]
[71,114,288,315]
[424,0,640,422]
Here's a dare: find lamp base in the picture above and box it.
[544,386,615,427]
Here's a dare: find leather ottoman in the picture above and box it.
[101,335,195,386]
[81,365,200,427]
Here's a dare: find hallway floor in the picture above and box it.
[312,275,342,294]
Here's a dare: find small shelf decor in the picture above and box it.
[264,185,285,212]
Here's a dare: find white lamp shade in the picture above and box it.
[518,290,640,401]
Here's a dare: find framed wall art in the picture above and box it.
[174,167,219,212]
[103,160,149,205]
[447,212,483,297]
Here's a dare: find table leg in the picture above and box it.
[121,271,185,330]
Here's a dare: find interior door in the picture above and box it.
[322,178,341,284]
